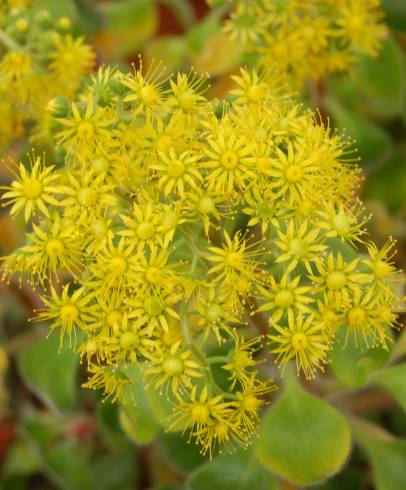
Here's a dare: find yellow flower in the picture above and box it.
[86,238,137,292]
[59,171,117,223]
[0,51,31,84]
[129,290,181,336]
[267,141,320,204]
[168,71,208,114]
[202,129,256,196]
[363,239,401,294]
[206,230,264,288]
[145,340,203,397]
[274,220,326,273]
[257,273,313,323]
[269,312,331,379]
[49,34,95,87]
[119,198,165,251]
[122,59,168,113]
[22,214,82,285]
[58,100,113,160]
[231,375,275,434]
[194,285,240,344]
[1,155,62,222]
[151,147,202,197]
[37,284,95,346]
[168,385,233,434]
[310,252,371,307]
[230,67,285,106]
[222,336,263,389]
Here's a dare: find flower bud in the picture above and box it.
[46,96,70,118]
[35,10,53,29]
[57,16,71,32]
[15,18,29,33]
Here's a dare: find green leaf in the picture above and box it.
[356,38,406,118]
[44,439,96,490]
[327,98,393,166]
[187,449,280,490]
[17,331,79,412]
[2,439,41,476]
[370,363,406,411]
[144,37,187,74]
[99,0,158,59]
[363,145,406,212]
[330,328,391,388]
[353,420,406,490]
[381,0,406,32]
[256,372,351,486]
[186,11,222,55]
[357,38,405,98]
[118,365,159,445]
[159,431,208,474]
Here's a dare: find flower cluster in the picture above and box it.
[218,0,387,86]
[1,61,403,456]
[0,0,94,150]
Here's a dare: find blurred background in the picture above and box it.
[1,1,406,489]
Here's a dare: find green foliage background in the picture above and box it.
[1,1,406,489]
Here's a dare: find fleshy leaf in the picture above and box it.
[17,331,79,412]
[256,372,351,486]
[370,363,406,412]
[187,449,280,490]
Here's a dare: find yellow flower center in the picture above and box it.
[15,18,29,33]
[289,238,306,257]
[246,84,267,102]
[60,304,79,322]
[205,302,224,323]
[144,295,164,317]
[91,156,109,175]
[139,84,159,105]
[214,423,229,440]
[191,402,210,423]
[109,256,128,275]
[22,178,42,199]
[373,260,391,280]
[91,219,108,238]
[291,332,309,351]
[167,159,185,178]
[145,266,161,283]
[77,121,94,139]
[241,394,260,412]
[136,222,155,241]
[285,164,303,183]
[120,331,139,350]
[162,356,184,376]
[225,251,243,268]
[333,213,350,236]
[221,150,239,169]
[233,351,251,371]
[274,289,294,308]
[107,310,122,328]
[347,306,366,327]
[326,271,347,290]
[45,238,65,258]
[198,196,215,215]
[77,187,96,207]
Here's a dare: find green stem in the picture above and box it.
[207,356,229,365]
[180,302,236,399]
[0,29,20,51]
